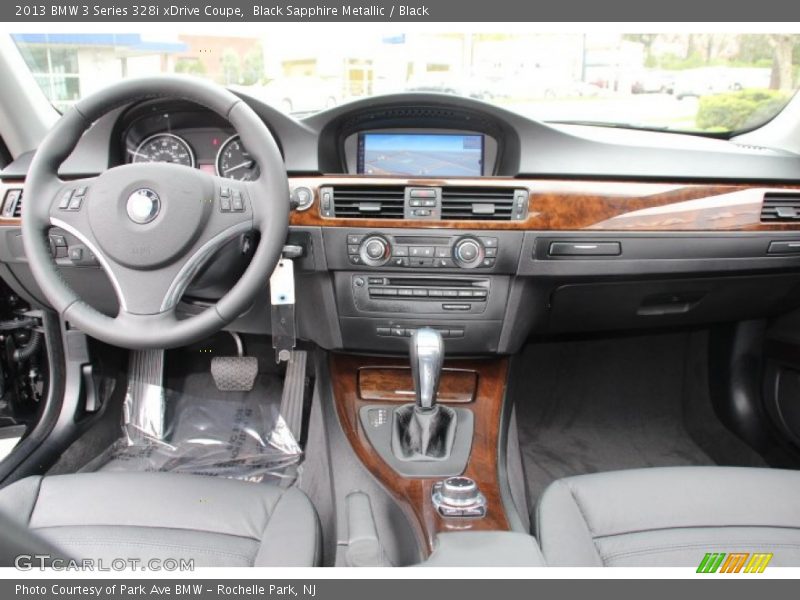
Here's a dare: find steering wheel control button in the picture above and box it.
[432,476,487,518]
[231,190,245,211]
[219,187,247,213]
[58,189,73,209]
[126,188,160,224]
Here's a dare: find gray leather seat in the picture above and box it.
[0,471,320,567]
[535,466,800,567]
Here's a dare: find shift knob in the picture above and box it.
[409,327,444,412]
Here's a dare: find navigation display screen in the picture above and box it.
[357,133,484,177]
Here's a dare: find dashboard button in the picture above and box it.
[481,257,496,267]
[443,303,471,311]
[392,245,409,257]
[409,258,433,267]
[453,238,485,268]
[410,246,434,257]
[349,255,362,265]
[347,244,360,254]
[365,240,384,259]
[409,188,437,198]
[390,257,409,267]
[347,234,363,245]
[359,235,391,266]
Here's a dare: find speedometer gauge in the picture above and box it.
[131,133,195,168]
[216,135,260,181]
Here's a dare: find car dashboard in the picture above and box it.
[3,91,800,355]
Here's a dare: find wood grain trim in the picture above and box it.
[289,176,800,232]
[358,366,477,403]
[331,353,510,555]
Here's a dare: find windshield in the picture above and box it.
[11,31,800,134]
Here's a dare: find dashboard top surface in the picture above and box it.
[3,91,800,183]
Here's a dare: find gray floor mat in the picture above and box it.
[514,331,765,508]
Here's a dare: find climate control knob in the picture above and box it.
[453,237,484,269]
[358,235,391,266]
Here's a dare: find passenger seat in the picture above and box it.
[535,466,800,566]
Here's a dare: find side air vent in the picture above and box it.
[12,194,22,218]
[440,186,526,221]
[761,193,800,222]
[1,189,23,219]
[331,185,406,219]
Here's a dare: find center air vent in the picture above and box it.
[440,186,527,221]
[761,193,800,222]
[331,185,406,219]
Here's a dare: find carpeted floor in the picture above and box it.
[514,331,766,509]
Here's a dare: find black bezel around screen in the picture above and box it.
[356,132,485,177]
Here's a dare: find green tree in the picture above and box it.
[768,35,799,90]
[174,58,206,76]
[220,48,241,85]
[623,34,658,67]
[241,45,264,86]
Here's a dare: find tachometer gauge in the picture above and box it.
[131,133,195,167]
[216,135,260,181]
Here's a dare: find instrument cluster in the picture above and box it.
[122,109,260,181]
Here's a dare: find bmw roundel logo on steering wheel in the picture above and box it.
[126,188,161,224]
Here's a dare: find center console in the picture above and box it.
[322,228,525,354]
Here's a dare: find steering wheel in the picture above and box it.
[22,77,289,349]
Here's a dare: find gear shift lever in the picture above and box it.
[390,327,454,459]
[410,328,444,413]
[362,326,473,471]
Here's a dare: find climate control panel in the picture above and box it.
[346,232,499,269]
